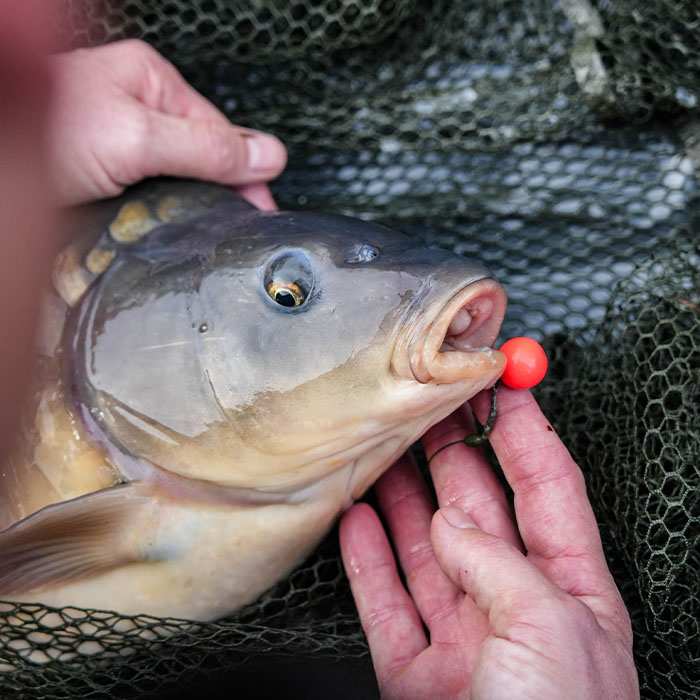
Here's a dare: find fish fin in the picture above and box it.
[0,481,159,595]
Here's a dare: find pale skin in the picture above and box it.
[340,386,639,699]
[47,39,287,209]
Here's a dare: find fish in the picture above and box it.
[0,179,506,621]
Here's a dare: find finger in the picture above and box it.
[145,59,231,125]
[423,406,522,550]
[374,453,467,636]
[340,503,427,682]
[121,41,289,198]
[431,506,572,636]
[123,41,287,197]
[470,388,619,598]
[140,110,287,187]
[234,183,278,211]
[109,39,232,126]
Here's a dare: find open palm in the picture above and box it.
[340,387,638,699]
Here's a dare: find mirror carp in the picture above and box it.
[0,180,506,620]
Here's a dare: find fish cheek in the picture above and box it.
[224,340,398,464]
[218,267,423,460]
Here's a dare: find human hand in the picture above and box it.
[340,386,638,699]
[47,40,286,209]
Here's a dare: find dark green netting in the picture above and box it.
[539,235,700,699]
[2,0,699,697]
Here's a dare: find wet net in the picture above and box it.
[2,0,699,697]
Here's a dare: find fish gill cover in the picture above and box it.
[1,0,699,697]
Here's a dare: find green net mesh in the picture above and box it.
[2,0,700,697]
[539,235,700,699]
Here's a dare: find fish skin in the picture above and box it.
[0,179,507,620]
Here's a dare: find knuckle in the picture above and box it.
[116,110,154,180]
[202,125,245,179]
[543,593,597,634]
[425,597,458,626]
[127,109,153,154]
[504,593,585,642]
[118,38,161,62]
[120,39,177,87]
[470,530,509,558]
[381,482,426,520]
[364,600,413,632]
[455,531,505,588]
[402,538,434,575]
[446,489,506,521]
[350,554,395,581]
[511,445,577,492]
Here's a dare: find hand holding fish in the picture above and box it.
[48,40,287,208]
[340,386,639,699]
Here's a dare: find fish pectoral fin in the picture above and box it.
[0,481,159,595]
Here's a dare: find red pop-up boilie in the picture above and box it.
[499,337,548,389]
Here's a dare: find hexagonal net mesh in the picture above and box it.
[2,0,699,698]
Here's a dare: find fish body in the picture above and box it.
[0,180,506,620]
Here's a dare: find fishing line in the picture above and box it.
[427,381,499,465]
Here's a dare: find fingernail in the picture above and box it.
[440,506,477,529]
[245,133,284,171]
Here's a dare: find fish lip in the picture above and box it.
[397,278,507,384]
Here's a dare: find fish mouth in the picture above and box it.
[400,278,507,384]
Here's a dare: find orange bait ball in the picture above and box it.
[499,337,548,390]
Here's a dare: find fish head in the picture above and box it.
[70,206,506,498]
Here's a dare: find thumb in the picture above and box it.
[431,506,568,634]
[138,110,287,186]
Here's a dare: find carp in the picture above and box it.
[0,180,506,620]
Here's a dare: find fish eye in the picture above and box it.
[345,244,379,264]
[267,280,306,307]
[263,250,314,310]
